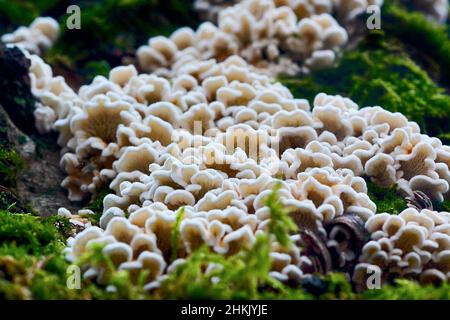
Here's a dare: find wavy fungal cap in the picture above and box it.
[4,0,448,288]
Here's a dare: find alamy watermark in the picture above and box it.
[367,5,382,30]
[67,264,81,290]
[66,5,81,30]
[63,4,381,31]
[65,263,384,290]
[366,265,382,289]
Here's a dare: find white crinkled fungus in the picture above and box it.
[193,0,447,25]
[138,0,349,76]
[4,0,448,289]
[354,208,450,289]
[2,17,59,55]
[28,52,450,285]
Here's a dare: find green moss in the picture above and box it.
[432,199,450,213]
[362,279,450,300]
[154,235,310,299]
[383,2,450,85]
[82,60,111,82]
[75,242,152,299]
[0,190,29,213]
[17,135,28,145]
[44,0,197,83]
[279,30,450,142]
[46,214,74,240]
[0,244,93,299]
[171,207,185,262]
[0,0,59,27]
[0,148,25,187]
[366,180,407,215]
[0,207,147,300]
[266,181,298,247]
[0,210,64,255]
[1,0,198,84]
[319,273,356,300]
[82,187,113,224]
[0,201,448,299]
[0,208,76,299]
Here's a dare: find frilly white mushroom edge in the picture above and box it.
[138,0,349,76]
[2,17,59,55]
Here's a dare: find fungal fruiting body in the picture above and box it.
[46,55,450,287]
[2,17,59,55]
[354,208,450,289]
[3,0,450,293]
[138,0,349,76]
[193,0,448,24]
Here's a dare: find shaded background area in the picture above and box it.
[1,0,198,87]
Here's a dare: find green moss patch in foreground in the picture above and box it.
[0,186,449,300]
[81,187,113,225]
[0,0,59,27]
[0,210,65,256]
[362,279,450,300]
